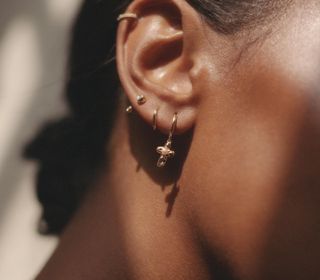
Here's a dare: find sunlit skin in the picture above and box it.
[38,0,320,279]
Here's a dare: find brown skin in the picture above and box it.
[37,0,320,279]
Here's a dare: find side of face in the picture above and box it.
[117,0,320,277]
[182,1,320,278]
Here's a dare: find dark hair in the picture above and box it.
[186,0,288,34]
[25,0,283,234]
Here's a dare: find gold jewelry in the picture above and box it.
[126,105,133,113]
[117,13,138,22]
[156,113,178,168]
[137,95,146,105]
[153,109,158,131]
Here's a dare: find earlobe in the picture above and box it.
[116,0,199,134]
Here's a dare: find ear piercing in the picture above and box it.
[156,113,178,168]
[136,95,146,105]
[125,94,146,114]
[117,13,138,22]
[125,102,178,167]
[126,105,133,113]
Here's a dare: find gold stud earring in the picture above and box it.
[153,109,158,131]
[156,113,178,168]
[137,95,146,105]
[117,13,138,22]
[126,105,133,114]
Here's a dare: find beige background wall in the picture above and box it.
[0,0,81,278]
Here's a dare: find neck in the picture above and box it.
[72,98,213,279]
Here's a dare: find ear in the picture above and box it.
[116,0,200,134]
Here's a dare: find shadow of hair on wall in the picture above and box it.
[0,0,77,227]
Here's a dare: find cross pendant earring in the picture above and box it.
[156,140,175,167]
[156,113,178,168]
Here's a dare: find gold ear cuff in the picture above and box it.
[117,13,138,22]
[118,13,144,108]
[156,113,178,168]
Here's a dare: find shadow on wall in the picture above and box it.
[0,0,81,228]
[23,0,124,234]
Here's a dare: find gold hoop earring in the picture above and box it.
[117,13,138,22]
[156,113,178,168]
[153,109,158,131]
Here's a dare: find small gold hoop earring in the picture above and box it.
[117,13,138,22]
[153,109,158,131]
[156,113,178,168]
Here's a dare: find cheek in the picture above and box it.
[267,42,320,100]
[262,7,320,100]
[237,12,320,137]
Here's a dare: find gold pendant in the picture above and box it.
[156,141,175,167]
[156,113,178,168]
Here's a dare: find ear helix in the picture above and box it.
[118,13,178,168]
[118,13,147,109]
